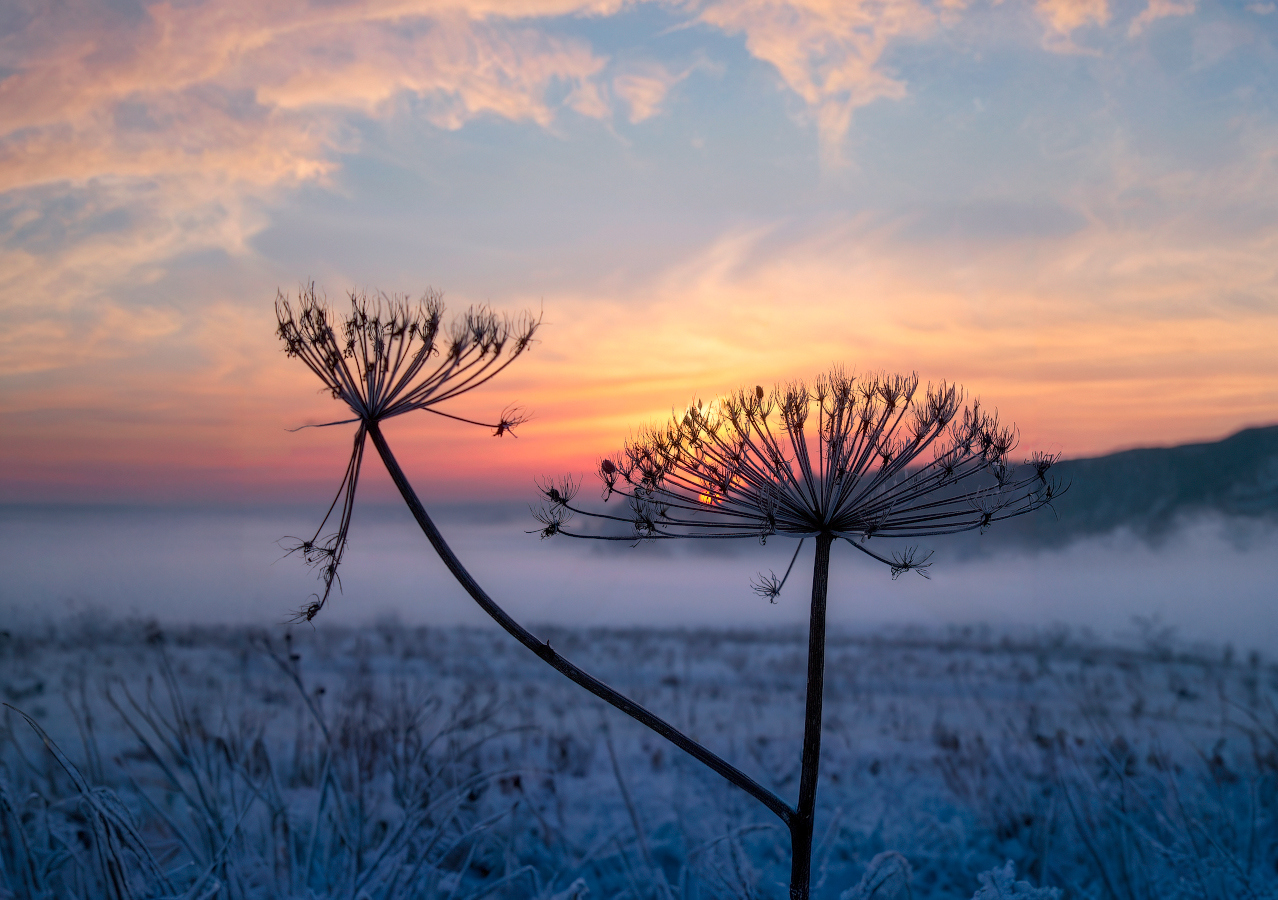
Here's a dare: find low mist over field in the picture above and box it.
[3,427,1276,649]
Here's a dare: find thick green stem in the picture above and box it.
[366,421,795,825]
[790,532,833,900]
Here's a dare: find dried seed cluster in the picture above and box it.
[277,285,538,620]
[537,369,1062,597]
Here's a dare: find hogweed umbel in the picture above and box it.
[277,284,536,620]
[536,368,1064,899]
[538,370,1057,554]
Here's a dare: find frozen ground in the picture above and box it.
[2,619,1276,899]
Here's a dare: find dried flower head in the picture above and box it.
[538,367,1062,592]
[277,284,538,620]
[533,365,1065,897]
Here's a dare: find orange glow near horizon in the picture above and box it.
[4,269,1276,505]
[2,0,1276,504]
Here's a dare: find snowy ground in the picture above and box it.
[1,618,1276,899]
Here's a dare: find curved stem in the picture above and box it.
[789,531,833,900]
[366,420,795,826]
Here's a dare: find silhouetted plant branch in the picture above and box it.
[276,284,534,621]
[275,284,794,840]
[752,538,806,602]
[536,369,1065,899]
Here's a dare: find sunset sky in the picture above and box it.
[2,0,1276,505]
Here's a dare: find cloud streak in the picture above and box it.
[1034,0,1110,48]
[696,0,935,166]
[0,1,614,194]
[1128,0,1195,36]
[0,0,618,378]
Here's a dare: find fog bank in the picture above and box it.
[2,504,1274,653]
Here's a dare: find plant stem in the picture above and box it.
[366,421,795,825]
[789,531,833,900]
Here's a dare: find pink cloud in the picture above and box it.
[695,0,936,166]
[1128,0,1195,36]
[0,0,614,197]
[613,61,685,123]
[0,0,618,380]
[1034,0,1110,49]
[255,16,608,128]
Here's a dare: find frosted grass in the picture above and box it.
[2,619,1275,898]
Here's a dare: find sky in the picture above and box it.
[2,0,1276,506]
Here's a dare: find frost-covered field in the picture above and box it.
[2,619,1276,899]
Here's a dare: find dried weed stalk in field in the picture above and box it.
[537,371,1064,898]
[276,285,536,621]
[276,287,790,833]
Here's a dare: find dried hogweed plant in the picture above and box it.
[276,284,535,621]
[277,285,799,879]
[535,369,1064,899]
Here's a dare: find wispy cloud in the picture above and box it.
[0,0,619,378]
[0,1,613,195]
[1034,0,1110,50]
[695,0,935,166]
[613,60,690,123]
[1128,0,1195,36]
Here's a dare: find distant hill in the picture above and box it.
[477,425,1278,554]
[990,424,1278,549]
